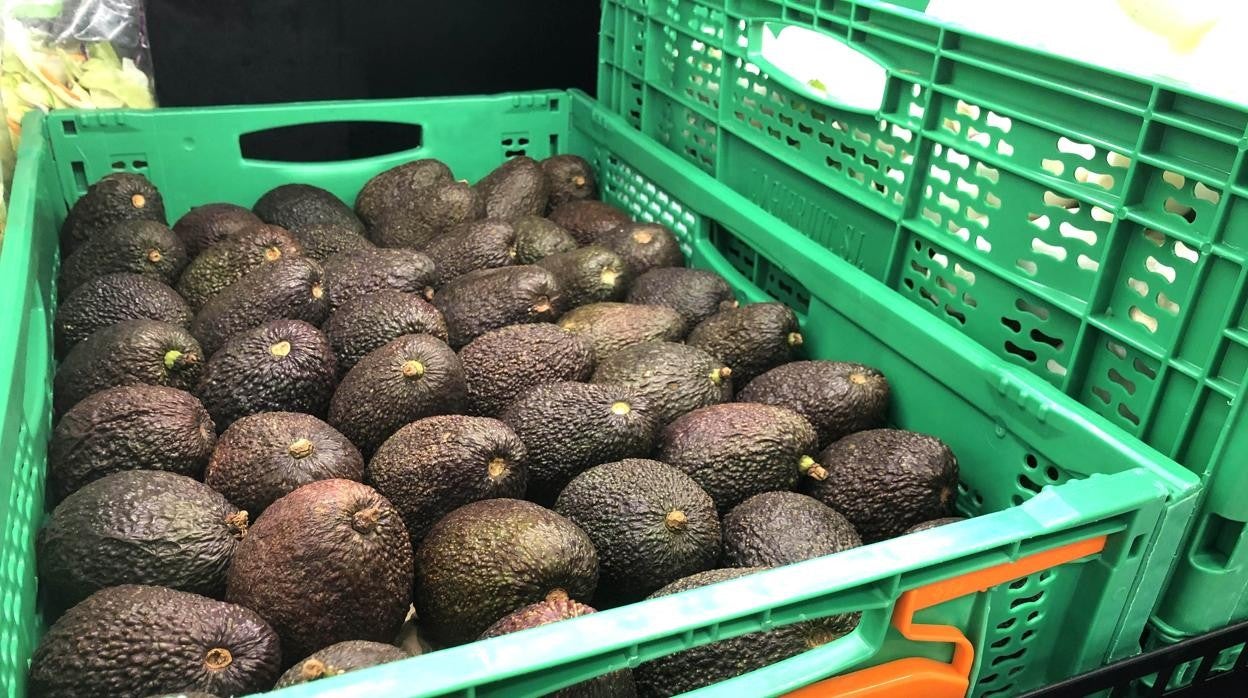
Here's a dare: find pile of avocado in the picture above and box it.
[31,153,965,698]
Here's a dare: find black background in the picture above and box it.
[146,0,601,159]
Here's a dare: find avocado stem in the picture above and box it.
[300,658,328,681]
[146,248,162,263]
[204,647,233,671]
[600,266,621,288]
[798,455,829,481]
[545,588,569,603]
[423,286,436,302]
[849,372,869,385]
[264,246,283,262]
[311,283,325,300]
[352,507,381,534]
[531,296,552,314]
[709,366,732,385]
[269,340,292,358]
[225,511,249,539]
[131,193,146,209]
[572,175,587,188]
[487,457,508,480]
[288,438,315,459]
[610,401,631,416]
[632,229,654,245]
[665,510,688,531]
[401,360,425,379]
[788,332,805,347]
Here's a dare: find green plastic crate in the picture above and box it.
[596,0,1248,641]
[0,90,1199,697]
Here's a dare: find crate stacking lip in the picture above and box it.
[0,89,1198,698]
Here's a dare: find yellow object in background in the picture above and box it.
[1117,0,1218,53]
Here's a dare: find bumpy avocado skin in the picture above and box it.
[415,499,599,646]
[721,491,861,568]
[289,222,375,261]
[38,471,245,605]
[190,257,328,356]
[541,154,599,210]
[537,245,631,307]
[686,302,803,384]
[548,200,632,244]
[512,215,578,263]
[368,415,528,548]
[320,248,438,311]
[558,302,686,360]
[48,385,215,500]
[173,202,261,257]
[177,224,304,310]
[433,265,564,348]
[422,219,517,283]
[368,180,481,250]
[804,428,960,542]
[905,516,967,534]
[29,585,281,698]
[460,323,595,417]
[590,341,732,425]
[323,290,448,375]
[659,403,820,513]
[253,183,364,234]
[54,319,204,416]
[59,219,188,295]
[737,361,891,449]
[476,156,550,221]
[355,158,453,228]
[328,333,466,456]
[626,268,737,327]
[61,173,167,253]
[599,222,684,276]
[55,273,193,357]
[275,640,410,688]
[226,479,414,662]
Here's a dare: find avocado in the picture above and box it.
[367,415,528,549]
[226,479,414,662]
[558,303,686,360]
[205,411,364,516]
[737,361,890,449]
[460,324,595,417]
[173,202,262,257]
[190,256,328,355]
[422,219,517,283]
[633,568,855,697]
[803,429,959,542]
[537,245,631,307]
[369,180,481,249]
[253,183,364,234]
[54,319,204,416]
[548,200,633,245]
[556,459,720,604]
[38,471,247,605]
[721,491,860,568]
[476,156,550,221]
[323,290,448,375]
[687,302,803,384]
[54,273,193,357]
[481,595,637,698]
[194,319,337,428]
[29,585,280,698]
[512,215,578,264]
[599,222,683,275]
[59,219,189,295]
[60,173,166,253]
[146,693,220,698]
[48,385,215,500]
[275,641,410,688]
[659,403,824,513]
[626,268,737,328]
[905,516,967,534]
[590,341,732,425]
[433,265,564,348]
[501,382,659,505]
[289,222,375,260]
[355,158,454,228]
[414,498,598,646]
[328,333,466,456]
[541,155,598,210]
[176,223,305,310]
[321,247,438,311]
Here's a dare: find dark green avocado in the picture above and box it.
[253,183,364,234]
[54,319,204,416]
[54,273,193,358]
[599,222,684,276]
[60,173,166,253]
[537,245,631,307]
[460,323,595,417]
[687,302,803,384]
[905,517,967,534]
[475,156,550,221]
[38,471,247,604]
[369,180,481,250]
[626,268,737,327]
[512,215,578,264]
[541,154,598,210]
[59,219,188,295]
[205,411,364,517]
[804,429,959,542]
[737,361,891,449]
[433,265,564,348]
[328,333,466,456]
[289,222,375,260]
[323,290,448,375]
[29,585,281,698]
[659,403,823,513]
[548,200,632,244]
[225,479,414,662]
[501,382,658,505]
[176,223,305,310]
[558,302,686,360]
[193,319,337,429]
[172,202,262,257]
[721,491,861,568]
[556,459,720,604]
[48,385,215,501]
[190,256,328,356]
[367,415,528,548]
[414,498,598,646]
[422,219,517,283]
[355,158,453,228]
[275,641,410,688]
[321,247,438,311]
[590,341,732,425]
[633,568,856,697]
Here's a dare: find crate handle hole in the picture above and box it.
[239,121,424,163]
